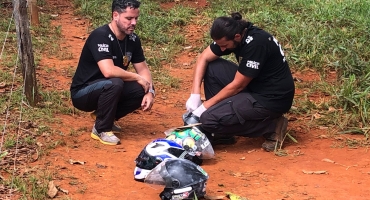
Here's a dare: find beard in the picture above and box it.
[226,40,240,51]
[117,21,135,35]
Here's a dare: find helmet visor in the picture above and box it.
[144,160,167,186]
[164,126,215,159]
[135,149,159,170]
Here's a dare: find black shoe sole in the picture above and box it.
[262,140,278,152]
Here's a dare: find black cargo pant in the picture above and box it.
[71,78,144,133]
[200,58,282,138]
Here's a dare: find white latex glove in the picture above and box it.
[185,94,202,112]
[192,104,207,117]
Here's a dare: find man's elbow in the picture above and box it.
[101,70,114,78]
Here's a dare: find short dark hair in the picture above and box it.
[210,12,250,40]
[112,0,141,13]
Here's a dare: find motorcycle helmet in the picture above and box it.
[164,125,214,159]
[145,158,209,200]
[134,139,202,181]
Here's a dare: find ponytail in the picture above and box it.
[210,12,249,40]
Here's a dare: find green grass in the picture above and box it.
[204,0,370,72]
[2,172,52,200]
[0,2,75,199]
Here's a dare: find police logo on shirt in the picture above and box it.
[129,34,136,42]
[108,34,114,41]
[97,43,109,52]
[245,36,253,44]
[246,60,260,69]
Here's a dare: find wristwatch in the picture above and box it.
[148,88,155,97]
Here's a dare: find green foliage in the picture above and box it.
[334,73,370,126]
[205,0,370,73]
[73,0,110,28]
[138,1,194,45]
[2,173,51,199]
[3,135,16,149]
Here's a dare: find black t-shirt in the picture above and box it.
[210,23,295,113]
[70,24,145,94]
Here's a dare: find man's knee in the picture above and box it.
[109,78,124,87]
[199,112,217,133]
[105,78,124,92]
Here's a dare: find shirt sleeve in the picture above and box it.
[238,42,268,78]
[87,30,113,63]
[130,34,145,64]
[209,42,233,56]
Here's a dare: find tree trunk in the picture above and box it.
[13,0,39,106]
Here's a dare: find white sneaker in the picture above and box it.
[91,126,120,145]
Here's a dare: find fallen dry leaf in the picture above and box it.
[313,113,322,119]
[47,181,58,198]
[328,106,336,112]
[96,163,107,169]
[319,126,329,130]
[322,158,335,163]
[0,82,6,88]
[248,149,256,154]
[302,170,327,175]
[232,172,242,177]
[318,135,328,139]
[293,77,303,82]
[58,187,69,194]
[69,159,85,165]
[72,35,86,40]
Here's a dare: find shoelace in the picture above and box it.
[104,131,115,136]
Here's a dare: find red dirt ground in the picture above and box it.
[31,0,370,200]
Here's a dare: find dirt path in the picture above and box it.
[34,0,370,200]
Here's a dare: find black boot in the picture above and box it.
[262,116,288,152]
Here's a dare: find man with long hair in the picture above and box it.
[184,12,295,151]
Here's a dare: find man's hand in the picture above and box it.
[186,94,202,112]
[137,74,150,93]
[141,92,154,111]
